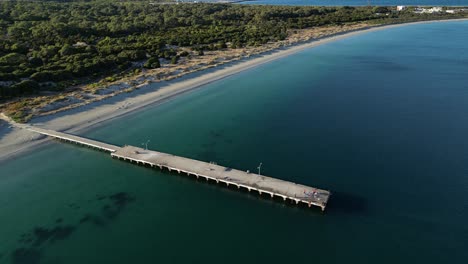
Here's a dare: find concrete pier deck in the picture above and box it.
[24,125,330,211]
[26,126,119,153]
[112,145,330,210]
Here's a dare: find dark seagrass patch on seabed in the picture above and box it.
[210,129,224,139]
[78,213,107,227]
[11,192,135,264]
[353,56,410,72]
[102,192,135,220]
[31,226,76,247]
[11,248,41,264]
[14,224,76,264]
[109,192,134,208]
[67,203,80,210]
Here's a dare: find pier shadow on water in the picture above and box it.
[325,191,368,215]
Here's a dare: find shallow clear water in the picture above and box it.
[1,21,468,264]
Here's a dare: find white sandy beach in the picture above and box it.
[1,18,467,161]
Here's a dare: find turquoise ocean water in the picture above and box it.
[1,21,468,263]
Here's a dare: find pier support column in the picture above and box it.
[308,202,312,208]
[295,200,299,205]
[247,188,251,192]
[270,193,274,198]
[258,190,262,195]
[177,170,180,174]
[216,179,219,183]
[283,197,286,201]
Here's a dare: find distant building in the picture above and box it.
[446,9,456,14]
[414,6,444,14]
[397,6,406,11]
[73,42,88,47]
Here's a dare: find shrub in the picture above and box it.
[10,80,40,94]
[170,55,179,64]
[179,51,189,57]
[143,57,161,69]
[0,53,27,65]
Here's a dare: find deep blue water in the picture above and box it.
[1,21,468,264]
[240,0,468,6]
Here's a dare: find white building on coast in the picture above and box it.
[397,6,406,11]
[414,6,443,14]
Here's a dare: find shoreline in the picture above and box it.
[1,18,468,162]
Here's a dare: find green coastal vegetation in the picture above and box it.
[0,0,466,101]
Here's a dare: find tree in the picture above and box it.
[118,50,146,61]
[374,7,390,13]
[170,55,179,64]
[0,1,460,99]
[11,43,28,53]
[143,57,160,69]
[28,57,43,66]
[216,41,227,49]
[6,80,40,96]
[179,51,189,57]
[59,44,76,56]
[0,53,27,65]
[38,46,58,62]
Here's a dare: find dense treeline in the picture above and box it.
[0,1,463,98]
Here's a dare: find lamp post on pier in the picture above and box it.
[142,140,150,150]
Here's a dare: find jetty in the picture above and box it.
[27,126,118,153]
[25,125,331,211]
